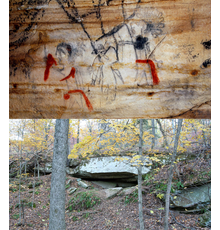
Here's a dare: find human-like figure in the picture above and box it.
[91,42,124,104]
[118,19,165,86]
[43,42,93,111]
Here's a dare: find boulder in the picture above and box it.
[170,183,211,212]
[77,180,89,189]
[66,179,72,186]
[120,186,137,196]
[68,187,77,195]
[103,187,123,199]
[68,159,81,168]
[37,162,53,174]
[66,156,151,182]
[44,163,53,173]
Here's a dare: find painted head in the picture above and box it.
[128,7,165,55]
[56,42,73,64]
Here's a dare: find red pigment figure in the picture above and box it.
[44,54,57,81]
[64,90,93,111]
[136,59,160,85]
[60,67,75,81]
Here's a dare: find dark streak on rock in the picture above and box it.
[54,89,62,93]
[190,19,195,29]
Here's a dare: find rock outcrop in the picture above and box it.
[66,156,151,182]
[170,183,211,213]
[38,162,53,174]
[9,0,210,119]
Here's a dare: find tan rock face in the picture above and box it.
[9,0,211,118]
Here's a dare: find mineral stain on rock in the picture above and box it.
[147,92,155,97]
[190,70,198,76]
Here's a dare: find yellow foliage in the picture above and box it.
[156,193,164,199]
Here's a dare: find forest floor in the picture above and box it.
[9,176,211,228]
[9,174,210,230]
[9,148,211,230]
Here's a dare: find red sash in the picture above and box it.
[136,59,160,85]
[64,89,93,111]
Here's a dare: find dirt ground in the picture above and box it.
[9,173,210,230]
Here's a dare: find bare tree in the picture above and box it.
[151,119,156,149]
[66,130,71,167]
[156,119,169,148]
[138,119,145,230]
[86,119,93,134]
[77,120,80,144]
[164,119,183,230]
[49,119,69,230]
[32,161,36,209]
[16,120,27,226]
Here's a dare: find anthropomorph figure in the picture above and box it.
[44,42,93,111]
[118,8,166,86]
[91,42,124,104]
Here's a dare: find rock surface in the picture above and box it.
[68,187,77,195]
[198,210,211,227]
[9,0,211,119]
[38,162,53,174]
[66,156,151,182]
[170,183,211,212]
[119,186,137,196]
[102,187,123,199]
[69,159,81,168]
[77,180,89,189]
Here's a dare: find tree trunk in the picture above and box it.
[201,120,207,148]
[49,119,69,230]
[156,119,169,148]
[18,123,25,225]
[66,134,71,167]
[164,119,183,230]
[151,119,156,149]
[37,160,40,179]
[138,119,145,230]
[77,120,80,144]
[18,153,22,225]
[32,162,36,209]
[87,120,93,134]
[172,119,175,143]
[25,152,27,178]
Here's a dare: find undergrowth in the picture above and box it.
[67,191,101,212]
